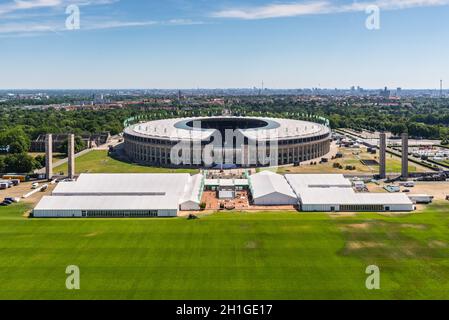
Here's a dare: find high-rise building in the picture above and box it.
[380,87,390,98]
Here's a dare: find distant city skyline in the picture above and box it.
[0,0,448,89]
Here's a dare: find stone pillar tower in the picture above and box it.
[45,134,53,181]
[68,134,75,179]
[379,132,387,179]
[401,133,409,180]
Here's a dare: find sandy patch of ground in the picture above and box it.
[378,212,413,217]
[245,241,259,249]
[346,241,385,250]
[411,182,449,201]
[344,223,371,230]
[428,240,447,248]
[84,232,100,237]
[368,181,449,202]
[400,223,427,230]
[329,213,357,218]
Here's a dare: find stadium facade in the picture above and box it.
[123,117,331,168]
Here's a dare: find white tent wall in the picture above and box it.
[253,192,298,206]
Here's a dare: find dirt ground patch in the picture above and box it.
[329,213,357,218]
[84,232,100,237]
[411,182,449,201]
[344,223,371,230]
[428,240,447,248]
[245,241,259,249]
[368,181,449,202]
[400,223,427,230]
[346,241,385,250]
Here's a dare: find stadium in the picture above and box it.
[123,116,331,168]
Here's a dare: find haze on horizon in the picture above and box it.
[0,0,448,90]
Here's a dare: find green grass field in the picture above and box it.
[1,202,449,300]
[53,150,198,174]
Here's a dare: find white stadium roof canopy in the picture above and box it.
[124,116,330,142]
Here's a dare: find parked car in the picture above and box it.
[10,179,20,186]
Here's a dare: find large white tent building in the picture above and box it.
[249,171,298,206]
[33,172,415,218]
[33,173,204,218]
[285,174,414,212]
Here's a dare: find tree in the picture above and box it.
[58,136,86,155]
[0,128,31,154]
[3,153,37,173]
[0,157,5,173]
[34,154,46,169]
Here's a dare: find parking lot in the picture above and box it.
[0,179,56,208]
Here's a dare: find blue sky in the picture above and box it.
[0,0,448,89]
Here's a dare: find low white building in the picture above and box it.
[249,171,298,206]
[285,174,414,212]
[33,173,204,218]
[298,187,414,212]
[33,195,179,218]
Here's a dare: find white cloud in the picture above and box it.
[212,0,449,20]
[0,0,117,16]
[0,0,204,36]
[0,18,205,37]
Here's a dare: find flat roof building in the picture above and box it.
[34,173,204,218]
[33,172,415,218]
[285,174,414,212]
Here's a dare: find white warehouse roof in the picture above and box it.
[250,171,297,205]
[299,187,413,206]
[35,195,180,211]
[285,174,352,190]
[35,173,205,217]
[53,173,190,196]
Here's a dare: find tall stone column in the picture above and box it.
[45,134,53,181]
[379,132,387,179]
[68,134,75,179]
[401,133,409,180]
